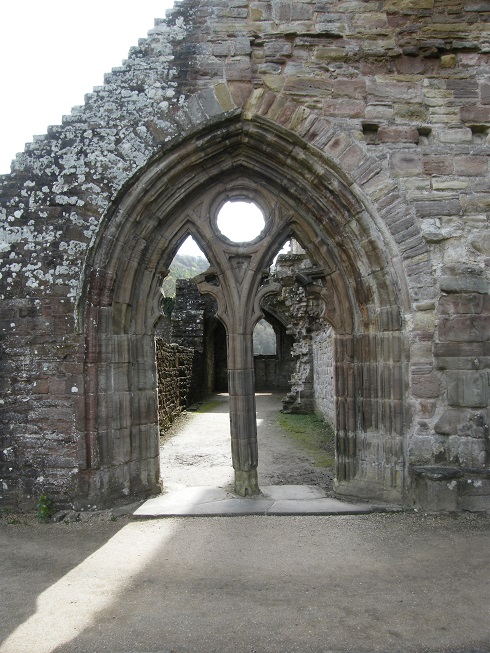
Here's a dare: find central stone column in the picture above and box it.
[227,331,259,495]
[196,255,275,496]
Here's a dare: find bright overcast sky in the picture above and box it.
[0,1,174,175]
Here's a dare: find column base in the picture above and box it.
[234,469,260,497]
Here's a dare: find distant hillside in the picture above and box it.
[162,254,209,297]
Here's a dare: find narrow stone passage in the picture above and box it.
[159,392,334,495]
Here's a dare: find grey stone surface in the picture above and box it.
[1,512,489,653]
[133,485,378,517]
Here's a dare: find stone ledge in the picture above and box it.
[412,465,490,479]
[411,465,490,512]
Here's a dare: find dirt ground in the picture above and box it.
[1,512,489,653]
[1,394,490,653]
[159,392,335,494]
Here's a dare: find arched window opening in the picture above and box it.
[160,235,209,299]
[216,200,265,243]
[155,235,213,438]
[253,319,277,356]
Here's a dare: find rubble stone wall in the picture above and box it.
[254,355,294,392]
[312,326,335,424]
[155,338,195,433]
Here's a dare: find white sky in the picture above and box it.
[0,3,274,259]
[0,1,174,174]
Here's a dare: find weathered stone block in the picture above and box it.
[447,79,479,99]
[423,155,454,175]
[367,79,422,102]
[459,495,490,511]
[460,105,490,122]
[385,0,434,10]
[438,127,472,144]
[448,435,487,467]
[464,0,490,10]
[439,315,489,342]
[412,466,459,512]
[411,371,442,398]
[414,199,461,218]
[440,278,488,296]
[447,371,488,408]
[378,126,420,143]
[434,407,489,438]
[438,293,484,315]
[389,151,423,177]
[481,82,490,105]
[454,156,488,177]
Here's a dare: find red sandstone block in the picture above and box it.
[447,79,479,99]
[438,315,489,342]
[32,378,49,394]
[331,79,366,100]
[48,377,70,395]
[423,155,454,175]
[434,342,487,357]
[339,143,365,172]
[322,99,365,118]
[454,156,488,176]
[324,132,351,158]
[460,105,490,122]
[438,293,484,315]
[482,82,490,105]
[378,126,420,143]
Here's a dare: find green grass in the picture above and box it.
[195,397,222,413]
[277,412,335,468]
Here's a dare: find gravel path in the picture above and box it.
[1,512,489,653]
[1,394,489,653]
[160,392,334,494]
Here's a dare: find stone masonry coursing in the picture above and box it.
[0,0,488,510]
[155,338,194,433]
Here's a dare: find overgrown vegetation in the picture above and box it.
[277,412,335,467]
[161,254,209,298]
[37,494,53,523]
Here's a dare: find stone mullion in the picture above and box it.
[227,324,260,496]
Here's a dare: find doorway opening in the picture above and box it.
[81,116,408,506]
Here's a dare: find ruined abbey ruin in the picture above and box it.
[1,0,489,512]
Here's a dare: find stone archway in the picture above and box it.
[81,113,410,504]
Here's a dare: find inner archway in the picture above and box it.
[80,114,410,505]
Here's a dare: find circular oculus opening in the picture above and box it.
[216,201,265,243]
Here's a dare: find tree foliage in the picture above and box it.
[162,254,209,297]
[253,319,276,355]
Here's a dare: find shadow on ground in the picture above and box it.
[1,512,490,653]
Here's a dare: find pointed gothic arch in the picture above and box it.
[79,113,413,504]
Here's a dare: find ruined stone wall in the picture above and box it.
[172,279,218,400]
[271,253,320,414]
[312,326,335,424]
[155,338,195,433]
[0,0,488,510]
[254,355,294,391]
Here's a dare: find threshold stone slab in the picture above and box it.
[132,485,377,517]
